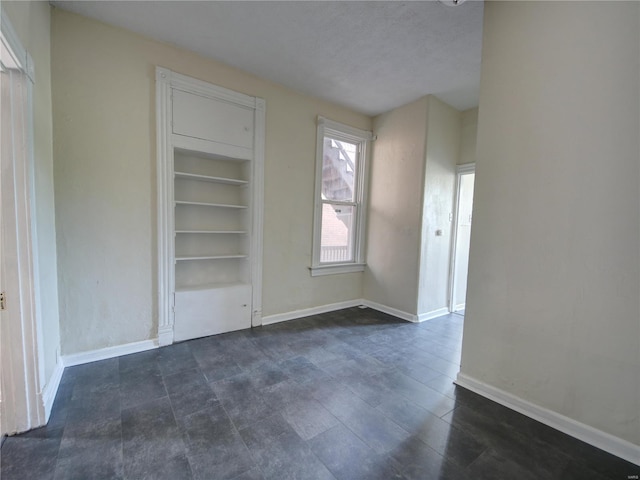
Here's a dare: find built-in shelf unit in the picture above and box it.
[157,67,265,344]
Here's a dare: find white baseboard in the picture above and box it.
[62,339,159,367]
[361,299,418,323]
[262,299,362,326]
[417,307,450,322]
[42,361,65,421]
[455,373,640,466]
[262,299,423,326]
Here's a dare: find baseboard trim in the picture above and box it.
[455,373,640,466]
[42,361,65,421]
[361,299,418,323]
[62,339,159,367]
[262,299,363,326]
[417,307,450,322]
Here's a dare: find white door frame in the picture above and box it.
[448,163,475,313]
[1,13,45,435]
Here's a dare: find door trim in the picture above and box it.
[1,12,45,434]
[448,163,475,313]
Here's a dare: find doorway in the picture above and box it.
[449,164,475,314]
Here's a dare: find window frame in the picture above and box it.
[310,116,372,276]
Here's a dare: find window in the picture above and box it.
[311,117,371,276]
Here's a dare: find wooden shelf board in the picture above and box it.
[175,254,248,261]
[175,230,247,234]
[175,201,248,209]
[174,171,248,185]
[175,282,248,292]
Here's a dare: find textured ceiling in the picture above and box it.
[51,1,484,116]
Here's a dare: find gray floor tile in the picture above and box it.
[260,379,314,406]
[120,371,167,410]
[376,393,486,467]
[122,397,188,475]
[342,372,395,407]
[231,467,266,480]
[66,359,120,396]
[218,393,275,431]
[281,398,339,440]
[192,350,243,383]
[55,418,123,480]
[211,371,257,401]
[125,453,193,480]
[0,433,61,480]
[119,350,159,376]
[375,370,457,417]
[242,425,335,480]
[277,356,330,384]
[66,385,121,428]
[396,362,442,386]
[158,342,200,376]
[317,388,411,454]
[424,374,458,399]
[164,368,219,419]
[464,448,538,480]
[181,408,255,480]
[309,424,404,480]
[390,438,469,480]
[442,405,570,478]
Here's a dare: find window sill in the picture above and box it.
[309,263,366,277]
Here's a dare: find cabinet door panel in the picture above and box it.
[173,89,254,148]
[174,284,251,341]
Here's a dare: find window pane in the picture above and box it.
[320,203,354,263]
[322,137,357,202]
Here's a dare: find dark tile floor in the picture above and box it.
[1,307,638,479]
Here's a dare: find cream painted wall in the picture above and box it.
[51,9,370,355]
[459,107,478,165]
[3,2,61,385]
[417,96,460,316]
[462,1,640,446]
[364,97,428,315]
[366,95,461,318]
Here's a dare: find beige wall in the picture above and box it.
[364,97,429,315]
[418,96,460,316]
[365,95,461,317]
[459,107,478,165]
[51,9,370,355]
[462,1,640,447]
[3,1,61,386]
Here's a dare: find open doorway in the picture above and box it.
[449,163,475,315]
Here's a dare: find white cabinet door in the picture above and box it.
[172,89,254,149]
[174,284,252,342]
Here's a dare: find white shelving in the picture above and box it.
[157,67,265,345]
[173,148,251,291]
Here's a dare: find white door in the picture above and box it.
[0,28,44,435]
[450,168,475,313]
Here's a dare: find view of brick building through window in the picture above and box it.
[320,138,357,263]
